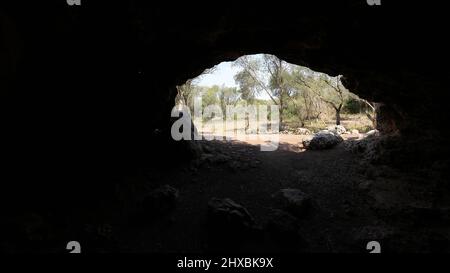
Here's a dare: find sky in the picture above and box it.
[194,61,240,88]
[194,54,272,100]
[190,55,343,102]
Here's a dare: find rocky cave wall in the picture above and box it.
[1,1,449,214]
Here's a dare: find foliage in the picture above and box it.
[343,98,364,114]
[176,54,375,131]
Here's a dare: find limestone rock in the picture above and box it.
[327,125,347,135]
[207,198,256,231]
[142,185,179,215]
[272,189,311,217]
[365,130,380,138]
[304,130,343,150]
[266,209,301,240]
[295,128,312,135]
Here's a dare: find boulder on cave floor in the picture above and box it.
[142,184,179,216]
[266,209,303,245]
[199,152,232,166]
[207,198,257,232]
[327,125,347,135]
[365,129,380,138]
[295,128,312,135]
[303,130,344,150]
[272,189,311,217]
[206,198,264,250]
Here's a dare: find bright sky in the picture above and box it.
[194,61,240,88]
[191,55,342,103]
[194,54,271,100]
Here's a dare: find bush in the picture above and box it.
[343,98,363,114]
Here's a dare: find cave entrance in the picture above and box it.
[165,54,381,252]
[174,54,376,152]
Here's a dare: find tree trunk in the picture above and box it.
[298,109,305,128]
[245,115,250,131]
[279,97,284,129]
[279,111,284,130]
[335,107,341,125]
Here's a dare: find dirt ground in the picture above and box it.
[107,134,449,253]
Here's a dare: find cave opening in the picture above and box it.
[140,54,392,253]
[173,54,377,151]
[2,2,450,254]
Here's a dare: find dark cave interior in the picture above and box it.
[1,1,449,253]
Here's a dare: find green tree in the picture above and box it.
[234,54,295,127]
[217,86,240,118]
[202,85,219,106]
[233,60,260,104]
[293,68,350,125]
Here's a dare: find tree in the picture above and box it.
[290,89,323,127]
[319,75,349,125]
[294,69,350,125]
[356,98,377,128]
[202,85,220,107]
[265,55,294,127]
[176,67,217,113]
[234,69,258,103]
[217,86,240,118]
[176,79,196,111]
[234,54,293,127]
[285,67,323,127]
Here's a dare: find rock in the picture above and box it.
[317,129,332,134]
[295,128,311,135]
[228,160,240,171]
[272,189,311,217]
[365,129,380,138]
[207,198,256,232]
[266,209,302,242]
[201,143,215,154]
[142,185,179,215]
[342,200,356,216]
[249,160,261,168]
[353,225,394,245]
[305,131,343,150]
[358,180,373,191]
[200,152,231,165]
[344,135,377,155]
[327,125,347,135]
[211,153,232,164]
[302,139,311,149]
[199,153,214,163]
[228,159,251,171]
[376,104,399,134]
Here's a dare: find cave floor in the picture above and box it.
[108,137,449,253]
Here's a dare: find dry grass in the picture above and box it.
[285,113,374,133]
